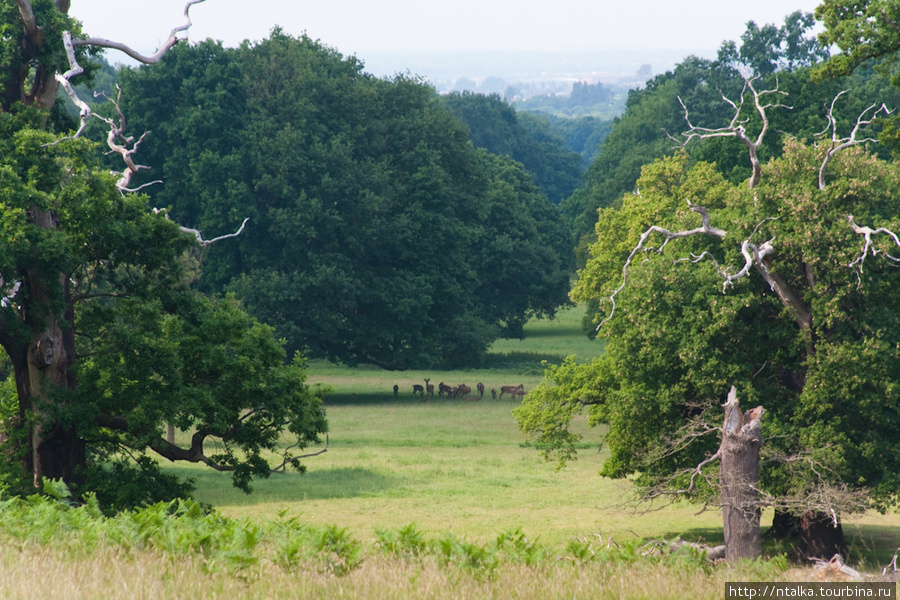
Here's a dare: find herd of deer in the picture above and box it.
[394,379,525,401]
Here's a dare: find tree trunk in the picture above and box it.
[798,511,846,559]
[765,510,799,540]
[10,207,84,487]
[720,386,764,561]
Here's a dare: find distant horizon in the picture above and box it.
[76,1,823,62]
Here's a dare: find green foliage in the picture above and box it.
[522,139,900,512]
[441,91,585,204]
[561,13,840,243]
[815,0,900,80]
[375,522,427,557]
[519,112,614,169]
[0,52,327,498]
[78,456,197,516]
[718,11,828,76]
[119,33,571,369]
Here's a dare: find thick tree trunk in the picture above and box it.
[766,510,799,540]
[10,207,84,487]
[765,510,846,559]
[720,387,764,561]
[798,511,847,559]
[13,312,83,486]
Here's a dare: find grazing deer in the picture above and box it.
[413,384,424,396]
[456,384,471,398]
[491,388,497,400]
[476,382,485,398]
[499,384,524,399]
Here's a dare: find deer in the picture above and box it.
[439,382,452,397]
[412,384,424,396]
[476,382,485,398]
[499,384,524,399]
[425,378,434,397]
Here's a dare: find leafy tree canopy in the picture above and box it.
[120,32,571,370]
[0,3,326,504]
[441,91,584,205]
[517,136,900,520]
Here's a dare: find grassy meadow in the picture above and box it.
[152,304,900,561]
[3,304,900,599]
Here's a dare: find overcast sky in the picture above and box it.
[74,0,825,59]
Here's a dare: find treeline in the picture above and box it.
[101,11,900,372]
[117,32,572,370]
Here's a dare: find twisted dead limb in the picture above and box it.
[596,202,726,328]
[668,77,790,189]
[846,216,900,287]
[818,91,890,190]
[71,0,206,64]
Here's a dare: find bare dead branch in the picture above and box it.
[846,215,900,287]
[180,218,250,246]
[668,78,790,189]
[596,201,727,328]
[818,92,890,190]
[49,31,91,141]
[71,0,207,65]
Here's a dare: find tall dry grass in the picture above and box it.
[0,543,806,600]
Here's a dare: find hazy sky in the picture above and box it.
[74,0,825,58]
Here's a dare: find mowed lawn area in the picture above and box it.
[165,305,900,564]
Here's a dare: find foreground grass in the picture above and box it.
[0,545,797,600]
[0,493,794,600]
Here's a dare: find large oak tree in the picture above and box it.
[0,1,326,503]
[119,33,571,369]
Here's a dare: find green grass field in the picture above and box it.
[168,304,899,562]
[3,305,900,599]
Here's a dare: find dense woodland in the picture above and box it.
[3,0,900,565]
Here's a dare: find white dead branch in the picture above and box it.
[71,0,206,65]
[817,91,890,191]
[153,209,250,246]
[46,1,249,244]
[596,202,727,328]
[668,77,790,189]
[846,216,900,286]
